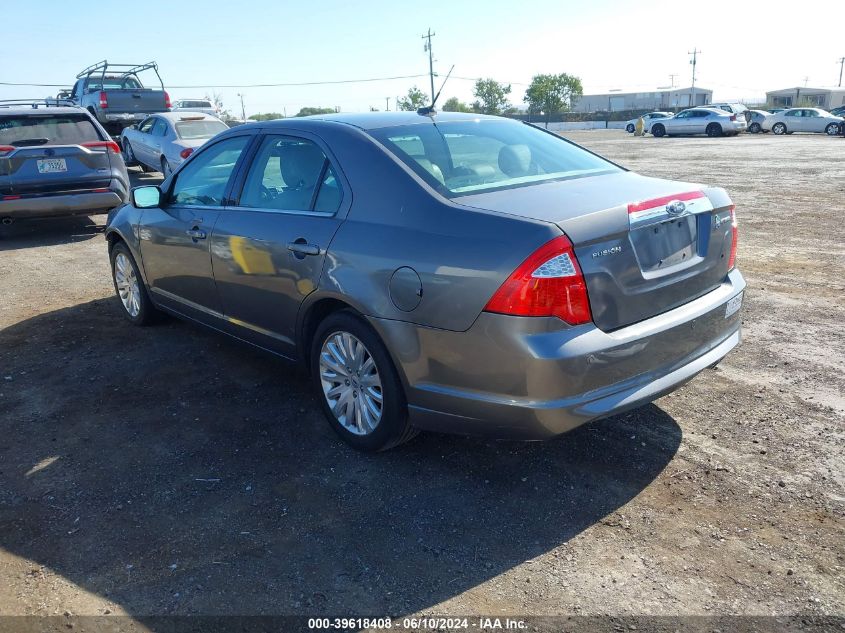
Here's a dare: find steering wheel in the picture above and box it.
[259,185,273,201]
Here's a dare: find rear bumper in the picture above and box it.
[370,268,746,439]
[0,190,124,219]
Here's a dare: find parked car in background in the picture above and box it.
[0,101,129,223]
[762,108,843,135]
[172,98,220,117]
[708,102,751,122]
[651,108,747,137]
[625,111,673,133]
[747,110,771,133]
[120,112,228,177]
[828,105,845,117]
[106,111,744,451]
[768,108,788,114]
[69,61,170,136]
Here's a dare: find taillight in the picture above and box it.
[728,206,738,269]
[179,147,194,159]
[0,145,15,156]
[83,141,121,154]
[164,91,172,109]
[484,235,592,325]
[729,114,737,121]
[99,91,108,109]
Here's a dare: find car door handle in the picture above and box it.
[186,228,207,240]
[287,241,320,257]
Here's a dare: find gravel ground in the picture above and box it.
[0,131,842,627]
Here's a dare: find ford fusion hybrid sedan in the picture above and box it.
[105,112,744,451]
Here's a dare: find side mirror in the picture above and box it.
[131,186,161,209]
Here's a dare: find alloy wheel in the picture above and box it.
[114,252,141,317]
[319,331,383,435]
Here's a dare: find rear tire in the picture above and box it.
[706,123,723,137]
[311,311,417,451]
[749,122,761,133]
[652,123,666,137]
[825,123,840,136]
[772,122,787,135]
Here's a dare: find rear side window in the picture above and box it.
[371,120,618,196]
[0,114,102,146]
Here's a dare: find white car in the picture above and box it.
[171,98,220,117]
[650,108,747,137]
[746,110,772,133]
[761,108,843,136]
[625,111,673,133]
[120,112,229,177]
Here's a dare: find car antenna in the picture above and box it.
[418,65,454,116]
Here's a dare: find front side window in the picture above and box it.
[138,118,155,133]
[170,136,249,207]
[238,135,341,213]
[150,119,168,136]
[370,120,619,196]
[675,111,690,119]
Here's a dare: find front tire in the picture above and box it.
[825,123,840,136]
[161,156,172,178]
[311,311,416,451]
[749,122,761,133]
[626,123,635,133]
[110,242,156,325]
[123,140,137,166]
[772,122,787,135]
[652,123,666,138]
[706,123,723,137]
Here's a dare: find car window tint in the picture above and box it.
[0,113,102,145]
[372,120,618,196]
[170,136,249,207]
[239,136,333,212]
[150,119,167,136]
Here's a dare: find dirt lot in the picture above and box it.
[0,131,842,627]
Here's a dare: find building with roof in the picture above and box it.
[573,87,713,113]
[764,86,845,110]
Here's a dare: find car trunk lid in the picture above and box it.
[459,171,736,331]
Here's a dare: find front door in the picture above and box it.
[139,134,253,320]
[209,133,348,357]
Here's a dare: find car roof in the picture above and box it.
[0,105,88,116]
[273,110,505,131]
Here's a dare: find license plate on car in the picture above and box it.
[37,158,67,174]
[725,292,743,318]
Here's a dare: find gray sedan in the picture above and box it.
[106,112,744,451]
[651,108,747,137]
[762,108,843,135]
[120,112,229,177]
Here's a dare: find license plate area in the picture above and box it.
[37,158,68,174]
[631,215,699,274]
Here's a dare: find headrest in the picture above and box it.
[498,144,532,177]
[278,143,325,189]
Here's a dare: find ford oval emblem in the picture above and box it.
[666,200,687,216]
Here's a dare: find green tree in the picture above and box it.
[442,96,472,113]
[397,86,428,111]
[523,73,583,127]
[296,107,336,117]
[472,78,511,115]
[248,112,284,121]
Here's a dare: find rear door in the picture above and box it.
[139,134,254,319]
[0,111,114,195]
[209,132,348,357]
[131,117,156,165]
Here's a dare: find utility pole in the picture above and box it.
[803,76,809,87]
[237,93,246,121]
[688,48,701,107]
[385,96,390,111]
[669,74,677,88]
[422,28,436,103]
[839,57,845,87]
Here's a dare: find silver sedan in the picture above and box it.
[761,108,843,135]
[120,112,229,177]
[650,108,747,137]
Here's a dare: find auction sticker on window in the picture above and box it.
[725,292,743,318]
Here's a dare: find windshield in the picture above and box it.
[175,120,228,140]
[0,114,102,145]
[369,119,619,196]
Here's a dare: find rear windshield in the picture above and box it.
[369,120,619,196]
[179,100,212,108]
[175,120,228,140]
[85,77,142,91]
[0,114,102,146]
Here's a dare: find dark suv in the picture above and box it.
[0,101,129,223]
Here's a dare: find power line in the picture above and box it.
[0,73,430,89]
